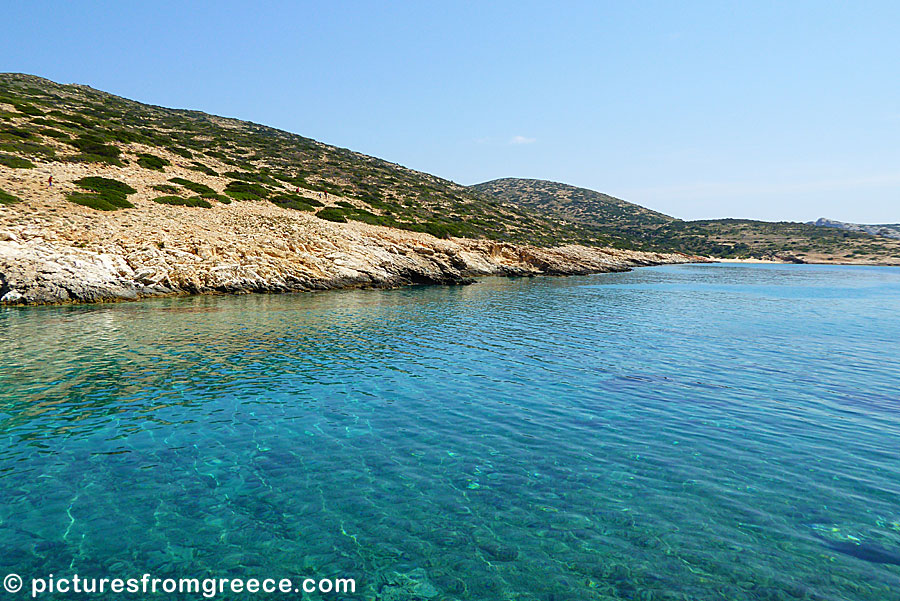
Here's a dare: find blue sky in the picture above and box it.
[3,1,898,222]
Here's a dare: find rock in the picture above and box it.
[0,200,702,305]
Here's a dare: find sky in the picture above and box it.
[2,1,898,223]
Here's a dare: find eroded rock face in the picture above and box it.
[0,228,694,305]
[0,185,699,305]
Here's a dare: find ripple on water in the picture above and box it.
[1,264,900,600]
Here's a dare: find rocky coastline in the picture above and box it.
[0,201,698,306]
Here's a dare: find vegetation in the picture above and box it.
[151,195,212,208]
[224,180,268,200]
[0,152,34,168]
[473,178,900,261]
[137,153,170,171]
[67,133,122,165]
[168,177,215,196]
[1,73,897,261]
[186,161,217,176]
[0,187,21,205]
[315,207,348,222]
[269,193,318,211]
[67,176,136,211]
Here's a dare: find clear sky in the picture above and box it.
[3,1,898,223]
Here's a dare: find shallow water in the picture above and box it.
[1,263,899,600]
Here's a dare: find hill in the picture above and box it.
[0,74,693,305]
[0,73,615,247]
[472,179,900,264]
[471,178,673,228]
[809,218,900,240]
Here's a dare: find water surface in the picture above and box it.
[2,264,899,600]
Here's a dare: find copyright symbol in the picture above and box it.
[3,573,23,593]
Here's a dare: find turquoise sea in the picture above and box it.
[1,263,899,600]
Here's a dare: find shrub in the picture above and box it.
[269,194,315,211]
[13,103,44,116]
[224,170,278,186]
[37,128,70,140]
[315,207,348,222]
[168,177,215,196]
[224,180,268,200]
[187,161,217,176]
[66,177,137,211]
[67,191,132,211]
[346,209,396,227]
[0,188,21,205]
[152,184,180,194]
[169,146,193,158]
[75,177,137,197]
[151,195,212,208]
[137,153,170,171]
[1,127,34,139]
[111,129,149,144]
[68,134,122,164]
[0,153,35,169]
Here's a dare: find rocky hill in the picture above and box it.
[809,218,900,240]
[0,74,694,305]
[472,178,672,229]
[472,179,900,264]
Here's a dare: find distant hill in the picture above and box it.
[471,178,673,228]
[472,178,900,264]
[809,218,900,240]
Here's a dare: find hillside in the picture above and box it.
[809,218,900,240]
[471,178,672,228]
[0,74,694,305]
[473,179,900,264]
[0,73,614,247]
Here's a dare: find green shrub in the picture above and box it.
[0,153,35,169]
[269,194,316,211]
[151,195,212,208]
[224,170,278,186]
[137,153,170,171]
[67,191,132,211]
[224,180,268,200]
[68,134,122,164]
[346,209,396,227]
[187,161,217,176]
[108,129,146,144]
[66,177,137,211]
[169,146,193,158]
[315,207,348,222]
[168,177,215,195]
[37,128,71,140]
[152,184,180,194]
[13,103,44,116]
[0,188,21,205]
[1,127,34,139]
[75,176,137,196]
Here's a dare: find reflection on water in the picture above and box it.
[2,264,900,600]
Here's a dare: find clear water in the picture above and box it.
[1,264,899,600]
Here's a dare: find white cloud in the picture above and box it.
[509,135,536,145]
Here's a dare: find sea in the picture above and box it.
[1,263,899,600]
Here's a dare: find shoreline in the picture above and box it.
[0,209,702,306]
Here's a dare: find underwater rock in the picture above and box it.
[377,568,439,600]
[476,540,519,562]
[824,540,900,565]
